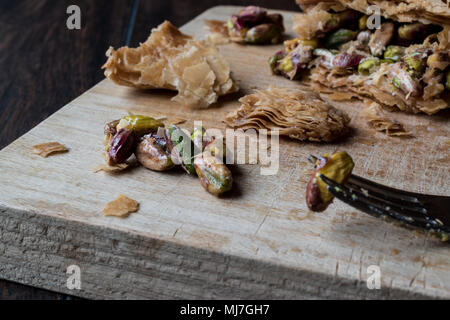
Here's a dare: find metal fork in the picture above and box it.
[308,155,450,238]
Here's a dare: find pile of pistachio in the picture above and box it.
[104,115,233,196]
[269,9,449,98]
[227,6,284,44]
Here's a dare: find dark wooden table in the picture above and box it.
[0,0,298,300]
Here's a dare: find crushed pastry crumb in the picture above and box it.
[361,102,412,137]
[103,195,139,218]
[92,163,130,173]
[32,142,68,158]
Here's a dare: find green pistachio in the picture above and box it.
[403,53,426,78]
[194,153,233,196]
[117,115,164,137]
[166,125,199,175]
[359,15,368,30]
[390,63,422,97]
[279,56,294,72]
[392,77,401,89]
[358,58,380,75]
[245,23,283,44]
[268,50,286,73]
[384,45,406,62]
[227,18,234,30]
[324,29,358,49]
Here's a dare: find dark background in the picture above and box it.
[0,0,299,300]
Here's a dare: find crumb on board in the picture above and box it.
[353,138,376,146]
[103,195,139,218]
[360,102,412,137]
[32,142,68,157]
[92,162,130,173]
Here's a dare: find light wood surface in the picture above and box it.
[0,6,449,299]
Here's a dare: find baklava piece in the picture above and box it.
[103,21,238,109]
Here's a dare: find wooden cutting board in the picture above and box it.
[0,6,449,300]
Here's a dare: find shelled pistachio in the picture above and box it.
[227,6,284,44]
[384,45,406,62]
[397,23,429,43]
[358,57,380,75]
[165,125,199,175]
[245,23,283,44]
[135,132,174,172]
[402,52,427,78]
[194,152,233,196]
[390,63,422,97]
[116,115,164,137]
[107,129,136,166]
[324,29,358,49]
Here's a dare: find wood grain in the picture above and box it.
[0,5,449,300]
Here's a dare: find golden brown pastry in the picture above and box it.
[360,102,412,137]
[102,21,238,109]
[296,0,450,26]
[269,1,450,115]
[225,86,350,142]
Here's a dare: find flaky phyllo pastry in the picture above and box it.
[225,86,350,142]
[269,0,450,115]
[360,102,411,137]
[102,21,238,108]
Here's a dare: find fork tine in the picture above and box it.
[346,181,426,213]
[346,181,428,217]
[347,175,421,203]
[319,174,450,234]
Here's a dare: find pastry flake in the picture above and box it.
[103,195,139,218]
[360,102,412,137]
[32,142,68,158]
[225,86,350,142]
[102,21,238,109]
